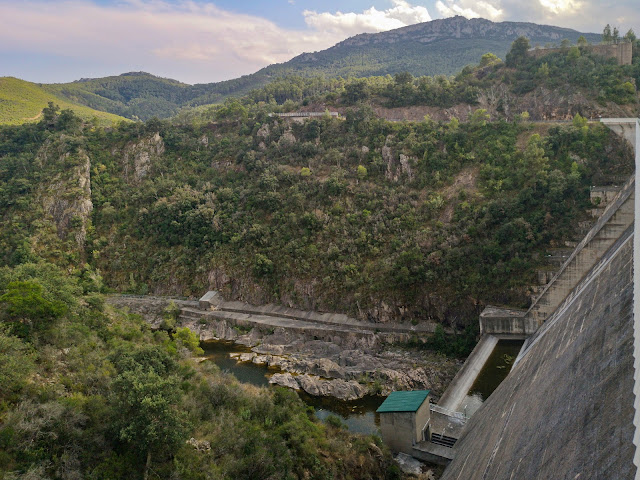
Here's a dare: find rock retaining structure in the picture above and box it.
[527,42,632,65]
[196,291,439,335]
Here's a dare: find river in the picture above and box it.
[200,340,383,435]
[201,338,522,433]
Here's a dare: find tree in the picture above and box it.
[394,71,413,85]
[506,37,530,67]
[613,27,620,44]
[623,29,636,43]
[343,80,369,104]
[537,62,550,79]
[300,167,311,177]
[356,165,367,180]
[0,281,67,337]
[57,108,82,132]
[113,367,188,480]
[254,253,274,277]
[573,113,588,128]
[479,52,500,67]
[567,46,581,60]
[41,102,60,128]
[469,108,490,127]
[603,24,612,44]
[560,38,571,48]
[577,35,588,46]
[215,99,248,123]
[0,331,35,400]
[173,327,204,355]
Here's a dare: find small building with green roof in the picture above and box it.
[377,390,431,454]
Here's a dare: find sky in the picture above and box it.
[0,0,638,85]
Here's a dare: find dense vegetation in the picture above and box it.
[219,42,640,115]
[0,262,396,479]
[0,94,632,329]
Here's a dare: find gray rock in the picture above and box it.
[296,374,368,401]
[269,373,300,390]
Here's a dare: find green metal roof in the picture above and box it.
[376,390,430,413]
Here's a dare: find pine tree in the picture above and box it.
[603,24,612,44]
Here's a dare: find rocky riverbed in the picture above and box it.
[107,295,461,401]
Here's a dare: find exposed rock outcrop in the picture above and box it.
[268,372,369,401]
[122,132,165,182]
[37,141,93,250]
[278,129,297,146]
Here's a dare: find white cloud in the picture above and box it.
[435,0,503,20]
[537,0,582,15]
[303,0,431,37]
[0,0,437,84]
[0,0,335,83]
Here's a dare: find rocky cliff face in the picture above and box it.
[35,137,93,253]
[337,16,600,48]
[121,132,165,183]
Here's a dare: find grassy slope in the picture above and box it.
[0,77,128,126]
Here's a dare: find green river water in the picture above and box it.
[201,339,522,434]
[200,340,384,435]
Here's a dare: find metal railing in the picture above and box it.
[429,404,467,422]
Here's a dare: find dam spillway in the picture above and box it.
[441,224,635,479]
[439,119,639,479]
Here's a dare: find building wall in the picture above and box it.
[380,402,430,454]
[414,400,431,442]
[380,412,417,454]
[527,42,632,65]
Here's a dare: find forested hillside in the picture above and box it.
[0,261,396,479]
[0,51,634,328]
[197,39,640,124]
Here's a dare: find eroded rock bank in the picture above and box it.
[107,295,460,401]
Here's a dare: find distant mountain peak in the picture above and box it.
[335,15,598,49]
[120,71,155,77]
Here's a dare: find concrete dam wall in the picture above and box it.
[441,224,635,479]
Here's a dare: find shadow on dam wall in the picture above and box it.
[441,224,635,480]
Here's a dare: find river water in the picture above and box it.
[201,338,522,433]
[200,340,383,435]
[457,340,523,418]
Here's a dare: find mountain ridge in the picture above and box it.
[336,16,599,47]
[1,16,604,122]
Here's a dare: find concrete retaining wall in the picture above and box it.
[437,335,499,413]
[479,306,534,337]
